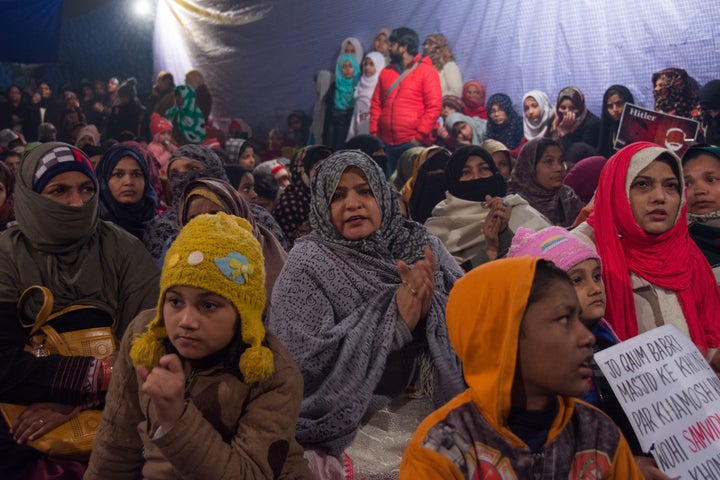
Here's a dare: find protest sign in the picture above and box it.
[595,325,720,479]
[614,103,699,156]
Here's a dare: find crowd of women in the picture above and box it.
[0,27,718,480]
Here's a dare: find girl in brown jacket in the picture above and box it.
[86,213,311,479]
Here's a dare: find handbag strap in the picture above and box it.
[385,61,420,99]
[17,286,109,336]
[17,286,55,334]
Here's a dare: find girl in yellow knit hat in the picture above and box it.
[86,212,312,479]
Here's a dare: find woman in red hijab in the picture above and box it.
[461,80,487,120]
[573,141,720,359]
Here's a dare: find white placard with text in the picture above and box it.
[595,325,720,479]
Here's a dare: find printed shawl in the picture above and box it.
[597,85,634,158]
[165,85,206,143]
[268,233,464,456]
[310,150,430,264]
[269,150,465,455]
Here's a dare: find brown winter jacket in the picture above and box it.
[85,309,312,480]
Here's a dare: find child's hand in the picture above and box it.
[137,354,186,432]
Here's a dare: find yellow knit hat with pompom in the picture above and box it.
[130,212,273,383]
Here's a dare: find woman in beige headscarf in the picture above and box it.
[422,34,462,97]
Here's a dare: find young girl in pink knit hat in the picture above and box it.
[147,113,178,175]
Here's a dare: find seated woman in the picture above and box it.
[508,137,585,227]
[682,145,720,285]
[522,89,553,141]
[425,145,550,270]
[339,37,364,65]
[143,144,228,261]
[405,146,451,224]
[96,144,158,240]
[480,138,512,179]
[652,67,700,120]
[268,150,465,477]
[85,213,312,479]
[178,177,287,300]
[597,85,634,158]
[700,79,720,145]
[460,80,487,119]
[225,165,291,251]
[573,141,720,357]
[485,93,525,157]
[225,138,257,168]
[400,145,448,200]
[272,145,333,247]
[0,142,159,478]
[0,159,15,231]
[392,146,424,191]
[549,86,601,152]
[444,112,486,147]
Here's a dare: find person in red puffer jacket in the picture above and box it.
[370,27,441,179]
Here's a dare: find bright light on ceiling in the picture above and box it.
[133,0,153,18]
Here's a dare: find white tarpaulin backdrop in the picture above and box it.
[153,0,720,136]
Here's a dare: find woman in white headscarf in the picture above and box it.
[347,52,386,140]
[338,37,364,65]
[522,90,553,141]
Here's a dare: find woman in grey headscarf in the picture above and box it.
[268,150,464,478]
[142,144,228,260]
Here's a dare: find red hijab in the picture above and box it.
[461,80,487,119]
[587,141,720,352]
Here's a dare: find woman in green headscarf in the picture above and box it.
[165,85,206,144]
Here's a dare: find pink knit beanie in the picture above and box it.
[507,226,600,272]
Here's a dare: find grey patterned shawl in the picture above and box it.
[269,150,465,456]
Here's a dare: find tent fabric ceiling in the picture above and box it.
[153,0,720,135]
